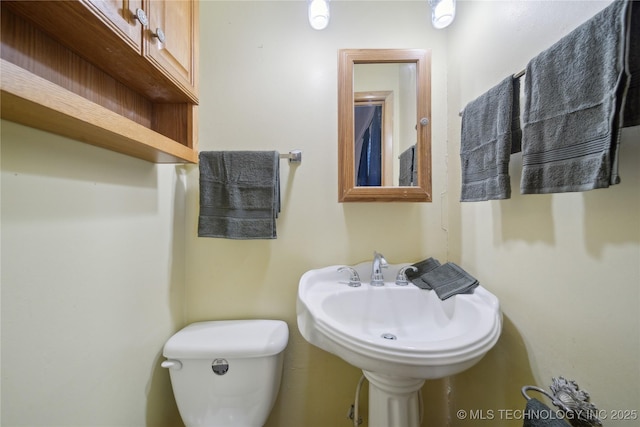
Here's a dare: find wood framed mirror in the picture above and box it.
[338,49,432,202]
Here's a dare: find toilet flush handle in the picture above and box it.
[161,359,183,370]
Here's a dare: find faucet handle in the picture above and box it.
[395,265,418,286]
[338,266,361,287]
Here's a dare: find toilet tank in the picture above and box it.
[163,320,289,427]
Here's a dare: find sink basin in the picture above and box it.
[297,262,502,379]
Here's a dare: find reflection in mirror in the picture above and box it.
[339,49,432,202]
[354,64,417,187]
[354,91,393,186]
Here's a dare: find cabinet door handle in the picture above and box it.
[134,8,148,26]
[151,27,166,44]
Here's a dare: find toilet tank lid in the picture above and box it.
[163,320,289,359]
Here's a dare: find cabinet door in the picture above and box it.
[144,0,198,98]
[81,0,144,52]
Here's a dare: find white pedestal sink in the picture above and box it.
[296,261,502,427]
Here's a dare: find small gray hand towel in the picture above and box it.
[198,151,280,239]
[460,76,521,202]
[399,145,416,186]
[418,262,479,300]
[522,398,571,427]
[405,257,442,289]
[521,0,638,194]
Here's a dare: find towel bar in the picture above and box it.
[513,68,526,79]
[279,150,302,164]
[522,377,602,426]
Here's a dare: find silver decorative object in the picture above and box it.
[550,377,602,427]
[521,377,602,427]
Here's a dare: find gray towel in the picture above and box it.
[421,262,479,300]
[399,145,416,186]
[521,0,638,194]
[408,260,478,300]
[405,257,441,289]
[623,0,640,128]
[523,398,570,427]
[460,76,521,202]
[198,151,280,239]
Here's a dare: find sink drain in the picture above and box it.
[381,333,397,340]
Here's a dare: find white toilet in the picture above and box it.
[162,319,289,427]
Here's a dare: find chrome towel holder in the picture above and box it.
[279,150,302,164]
[522,377,602,426]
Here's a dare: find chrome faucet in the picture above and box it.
[370,251,388,286]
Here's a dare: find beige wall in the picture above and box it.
[1,122,185,425]
[190,2,449,425]
[446,1,639,426]
[1,1,638,427]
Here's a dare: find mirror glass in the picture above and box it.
[338,49,432,202]
[354,64,416,187]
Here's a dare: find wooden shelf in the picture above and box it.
[1,59,197,163]
[0,2,198,164]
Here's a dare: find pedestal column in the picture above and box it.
[363,370,425,427]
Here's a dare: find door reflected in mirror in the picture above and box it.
[338,49,432,202]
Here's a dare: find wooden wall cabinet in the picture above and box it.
[144,0,198,97]
[81,0,144,53]
[1,0,199,163]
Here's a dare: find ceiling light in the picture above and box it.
[308,0,330,31]
[429,0,456,29]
